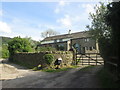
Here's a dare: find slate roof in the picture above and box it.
[42,31,91,41]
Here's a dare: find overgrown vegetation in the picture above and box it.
[43,54,54,65]
[97,68,120,88]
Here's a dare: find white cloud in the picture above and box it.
[57,15,72,28]
[82,4,96,14]
[59,1,65,6]
[0,21,12,33]
[54,1,70,14]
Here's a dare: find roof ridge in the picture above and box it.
[42,31,89,41]
[45,31,88,38]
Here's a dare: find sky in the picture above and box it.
[0,0,110,41]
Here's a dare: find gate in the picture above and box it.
[76,53,104,65]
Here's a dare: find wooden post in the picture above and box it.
[96,53,97,65]
[76,53,77,65]
[88,53,90,65]
[82,54,83,65]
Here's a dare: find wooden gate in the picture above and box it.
[76,53,104,65]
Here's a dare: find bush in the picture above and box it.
[43,54,54,65]
[8,36,33,56]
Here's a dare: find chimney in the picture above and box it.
[46,32,49,37]
[68,30,71,34]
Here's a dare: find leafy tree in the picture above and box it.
[86,2,112,60]
[24,37,40,52]
[105,2,120,76]
[8,36,33,55]
[41,29,59,38]
[86,2,111,40]
[105,2,120,57]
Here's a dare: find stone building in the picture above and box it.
[39,31,99,54]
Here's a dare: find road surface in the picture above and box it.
[2,64,103,88]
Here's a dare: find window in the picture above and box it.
[57,44,65,51]
[85,38,89,42]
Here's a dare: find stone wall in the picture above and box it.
[11,51,73,68]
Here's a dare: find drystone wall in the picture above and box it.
[11,51,74,68]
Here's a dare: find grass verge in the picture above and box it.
[32,65,79,72]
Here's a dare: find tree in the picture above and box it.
[105,2,120,77]
[8,36,33,55]
[86,2,112,60]
[105,2,120,56]
[41,29,59,38]
[86,2,111,40]
[24,36,39,49]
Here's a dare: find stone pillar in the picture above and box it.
[96,40,99,53]
[67,40,71,51]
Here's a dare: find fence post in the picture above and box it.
[76,52,77,65]
[96,53,97,65]
[88,53,90,65]
[82,54,83,65]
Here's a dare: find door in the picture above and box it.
[73,43,81,54]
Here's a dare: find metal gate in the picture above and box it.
[76,53,104,65]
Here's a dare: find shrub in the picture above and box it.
[8,36,33,56]
[43,54,54,65]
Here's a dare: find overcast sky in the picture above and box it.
[0,0,110,41]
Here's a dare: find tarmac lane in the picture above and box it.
[2,65,102,88]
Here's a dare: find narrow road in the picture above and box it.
[2,65,103,88]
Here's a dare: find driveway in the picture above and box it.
[2,61,103,88]
[0,59,35,80]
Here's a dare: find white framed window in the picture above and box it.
[85,38,89,42]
